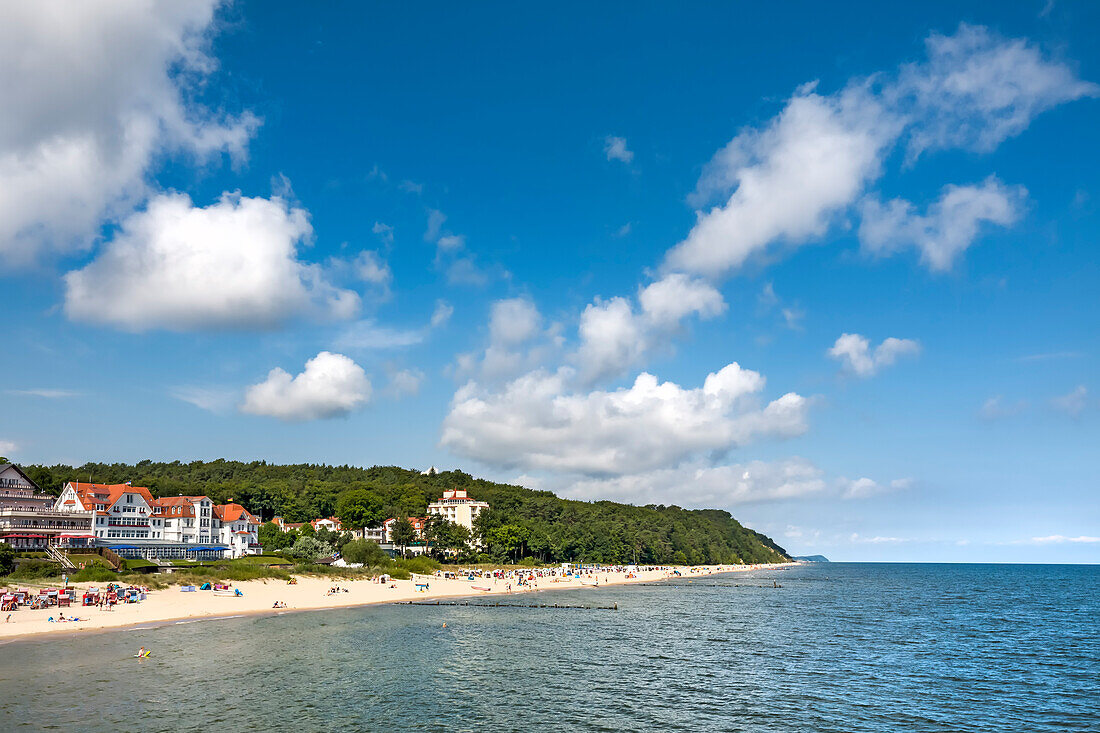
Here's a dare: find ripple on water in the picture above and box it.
[1,564,1098,732]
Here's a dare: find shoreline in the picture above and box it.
[0,563,791,642]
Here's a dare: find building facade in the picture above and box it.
[310,517,343,532]
[426,488,489,532]
[53,483,261,559]
[0,465,94,550]
[214,503,262,558]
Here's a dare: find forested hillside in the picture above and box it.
[20,460,791,565]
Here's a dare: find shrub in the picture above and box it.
[283,536,334,561]
[8,559,60,580]
[393,555,440,575]
[341,539,388,566]
[69,566,118,583]
[0,543,14,575]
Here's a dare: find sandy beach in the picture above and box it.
[0,564,789,641]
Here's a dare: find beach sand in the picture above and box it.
[0,564,789,640]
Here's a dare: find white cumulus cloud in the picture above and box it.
[574,275,726,384]
[489,298,542,346]
[668,83,897,277]
[859,177,1025,270]
[0,0,258,263]
[354,250,392,286]
[664,24,1094,278]
[64,192,358,331]
[574,297,648,384]
[828,333,920,377]
[897,23,1100,157]
[638,273,726,327]
[241,351,371,421]
[441,362,808,477]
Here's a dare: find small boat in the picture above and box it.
[470,585,491,592]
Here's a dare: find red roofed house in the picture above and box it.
[153,496,214,546]
[271,516,305,533]
[214,503,262,558]
[311,517,343,532]
[55,481,167,548]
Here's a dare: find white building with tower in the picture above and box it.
[426,488,489,532]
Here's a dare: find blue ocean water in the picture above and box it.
[1,563,1097,732]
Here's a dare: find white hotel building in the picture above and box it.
[426,488,489,532]
[53,482,261,559]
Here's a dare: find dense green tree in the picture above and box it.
[298,523,315,537]
[0,542,14,575]
[428,518,472,554]
[487,523,531,562]
[342,539,389,566]
[335,489,384,530]
[284,536,334,561]
[315,526,336,547]
[11,460,790,565]
[390,517,417,557]
[257,521,280,549]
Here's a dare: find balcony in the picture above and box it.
[0,507,91,517]
[0,501,78,512]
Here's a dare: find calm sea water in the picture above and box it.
[1,563,1097,732]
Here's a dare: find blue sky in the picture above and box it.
[1,1,1097,562]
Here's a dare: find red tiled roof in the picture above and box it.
[68,482,155,511]
[151,496,213,518]
[214,503,259,524]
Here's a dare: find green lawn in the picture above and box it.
[232,555,292,566]
[168,555,290,568]
[123,558,158,569]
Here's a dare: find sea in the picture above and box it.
[1,563,1097,732]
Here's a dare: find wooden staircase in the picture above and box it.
[46,544,77,570]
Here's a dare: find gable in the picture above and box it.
[0,464,40,491]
